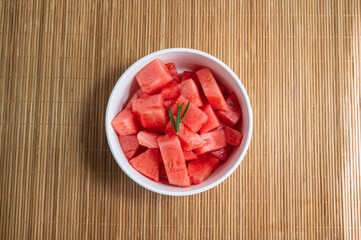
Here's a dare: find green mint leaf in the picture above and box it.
[180,101,190,122]
[169,107,176,133]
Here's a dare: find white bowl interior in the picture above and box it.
[106,49,252,196]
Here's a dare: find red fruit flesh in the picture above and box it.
[165,62,180,83]
[136,107,167,128]
[180,78,203,107]
[165,121,204,151]
[132,94,164,112]
[137,131,160,148]
[160,81,181,100]
[125,91,139,110]
[196,68,228,111]
[224,126,243,147]
[111,109,140,135]
[118,135,140,160]
[157,135,190,187]
[199,104,221,133]
[129,148,160,182]
[182,71,201,88]
[194,129,227,155]
[187,155,219,184]
[210,144,233,162]
[135,58,173,94]
[183,150,198,161]
[137,89,150,98]
[171,95,208,133]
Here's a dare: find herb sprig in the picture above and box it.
[168,101,190,135]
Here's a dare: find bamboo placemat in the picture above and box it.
[1,0,360,239]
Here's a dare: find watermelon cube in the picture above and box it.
[182,71,201,88]
[180,78,203,107]
[111,109,140,135]
[146,126,166,134]
[165,121,204,151]
[171,95,208,133]
[129,148,160,182]
[187,155,220,184]
[196,68,228,111]
[137,89,150,98]
[136,107,167,128]
[135,58,173,94]
[183,150,198,161]
[160,81,181,100]
[157,135,190,187]
[118,135,140,160]
[210,144,233,162]
[125,91,139,110]
[194,129,227,155]
[165,62,180,83]
[137,131,160,148]
[163,99,175,109]
[132,94,164,112]
[224,126,243,146]
[199,104,221,133]
[216,93,242,127]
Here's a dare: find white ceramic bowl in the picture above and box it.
[105,48,253,196]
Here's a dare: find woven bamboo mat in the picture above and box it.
[1,0,361,239]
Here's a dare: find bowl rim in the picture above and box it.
[105,48,253,196]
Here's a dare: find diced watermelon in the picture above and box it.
[164,99,175,109]
[137,131,160,148]
[160,165,167,175]
[180,79,203,107]
[182,71,201,88]
[171,95,208,133]
[129,148,160,182]
[136,107,167,128]
[135,58,173,94]
[199,104,221,133]
[118,135,140,160]
[111,109,140,135]
[210,144,233,162]
[187,155,219,184]
[157,135,190,187]
[137,89,150,98]
[183,150,198,161]
[216,95,242,127]
[132,94,164,112]
[218,82,227,92]
[160,81,181,100]
[165,62,180,83]
[146,126,166,134]
[194,129,227,155]
[196,68,228,111]
[165,121,204,151]
[224,126,243,146]
[125,91,139,110]
[159,153,164,163]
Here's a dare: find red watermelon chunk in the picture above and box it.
[132,94,164,112]
[146,126,166,134]
[165,121,204,151]
[199,104,221,133]
[180,79,203,107]
[224,126,243,146]
[111,109,140,135]
[165,62,180,83]
[137,131,160,148]
[163,99,175,109]
[118,135,140,160]
[226,92,240,107]
[171,95,208,133]
[182,71,201,88]
[194,129,227,155]
[125,91,139,110]
[135,58,173,94]
[129,148,160,182]
[160,81,181,100]
[196,68,228,111]
[157,135,190,187]
[137,89,150,98]
[136,107,167,128]
[187,155,220,184]
[183,150,198,161]
[210,144,233,162]
[216,92,242,127]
